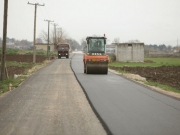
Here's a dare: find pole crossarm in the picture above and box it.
[27,2,45,6]
[44,20,54,22]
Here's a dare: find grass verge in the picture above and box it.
[0,60,51,96]
[144,81,180,94]
[109,58,180,67]
[0,76,27,94]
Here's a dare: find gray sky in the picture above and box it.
[0,0,180,46]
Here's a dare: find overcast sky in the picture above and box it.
[0,0,180,46]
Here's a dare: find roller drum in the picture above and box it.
[86,62,108,74]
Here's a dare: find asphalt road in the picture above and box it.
[0,54,106,135]
[71,53,180,135]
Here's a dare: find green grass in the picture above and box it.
[144,81,180,94]
[0,48,57,56]
[109,58,180,93]
[109,58,180,67]
[0,76,27,94]
[0,48,19,54]
[5,61,34,67]
[0,61,47,96]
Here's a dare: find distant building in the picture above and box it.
[36,43,55,52]
[173,47,180,53]
[115,43,144,62]
[106,44,115,54]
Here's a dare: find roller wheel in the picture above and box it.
[84,64,86,73]
[86,64,89,74]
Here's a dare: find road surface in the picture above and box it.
[0,54,106,135]
[71,53,180,135]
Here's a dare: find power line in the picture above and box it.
[39,0,50,19]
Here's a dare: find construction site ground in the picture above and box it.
[1,54,180,96]
[0,54,106,135]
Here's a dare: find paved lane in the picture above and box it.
[71,53,180,135]
[0,54,106,135]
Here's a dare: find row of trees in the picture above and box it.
[38,28,82,51]
[144,44,178,52]
[0,37,32,46]
[0,27,82,51]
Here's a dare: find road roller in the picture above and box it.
[83,36,109,74]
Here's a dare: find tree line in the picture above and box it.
[0,33,82,51]
[39,28,81,51]
[144,44,179,52]
[0,37,32,47]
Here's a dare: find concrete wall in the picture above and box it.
[115,43,144,62]
[36,44,54,52]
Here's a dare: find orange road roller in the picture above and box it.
[83,36,109,74]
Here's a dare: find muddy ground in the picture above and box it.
[109,65,180,91]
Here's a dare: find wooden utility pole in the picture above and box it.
[28,2,44,63]
[44,20,54,57]
[52,23,58,51]
[53,23,58,44]
[1,0,8,81]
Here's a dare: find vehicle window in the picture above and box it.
[58,46,68,50]
[88,39,105,53]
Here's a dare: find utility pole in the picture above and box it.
[57,27,62,43]
[28,2,44,63]
[52,23,58,51]
[53,23,58,44]
[44,20,54,57]
[1,0,8,81]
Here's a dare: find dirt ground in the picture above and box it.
[1,54,180,91]
[109,64,180,91]
[0,54,48,77]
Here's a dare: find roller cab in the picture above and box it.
[83,36,109,74]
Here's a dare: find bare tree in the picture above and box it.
[36,38,43,43]
[39,27,68,44]
[128,39,141,43]
[80,38,87,47]
[39,30,49,43]
[113,37,120,44]
[56,28,68,43]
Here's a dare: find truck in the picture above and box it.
[56,43,70,59]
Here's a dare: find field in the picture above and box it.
[0,48,56,94]
[109,58,180,92]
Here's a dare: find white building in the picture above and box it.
[106,44,115,54]
[36,43,55,52]
[115,43,144,62]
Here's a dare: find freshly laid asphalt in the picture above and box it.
[71,53,180,135]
